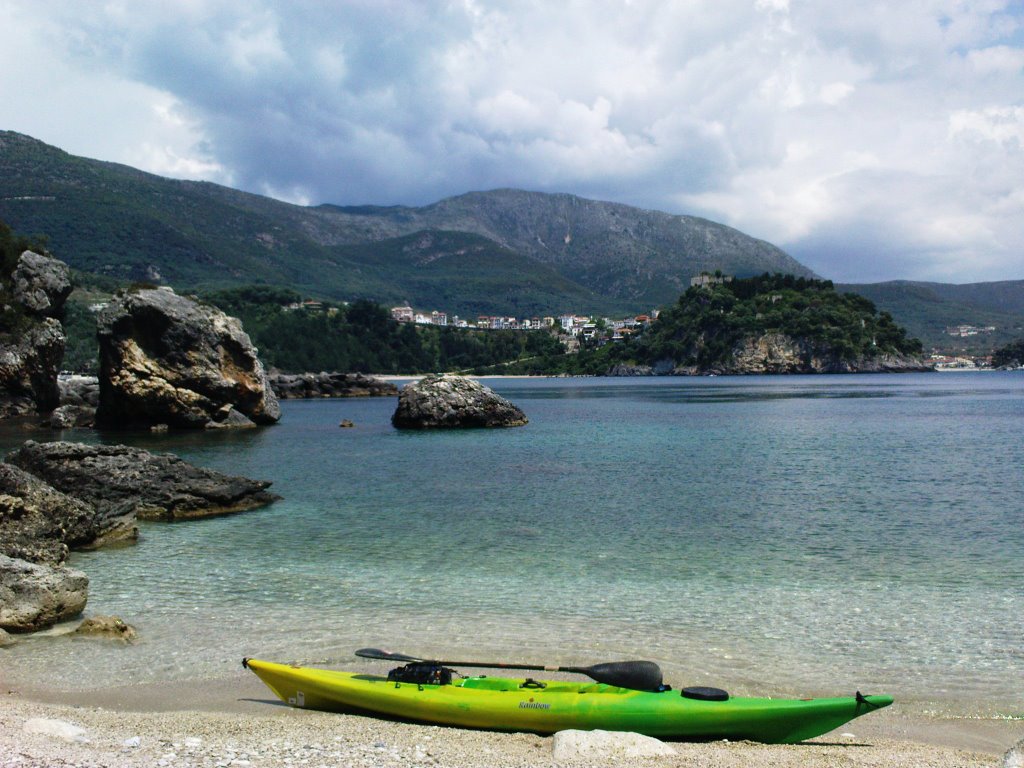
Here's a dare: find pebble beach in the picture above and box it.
[2,673,1021,768]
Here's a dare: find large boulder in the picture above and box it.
[12,250,72,318]
[0,462,136,564]
[95,287,280,429]
[0,317,65,415]
[269,371,398,399]
[392,374,528,429]
[0,554,88,632]
[6,440,280,521]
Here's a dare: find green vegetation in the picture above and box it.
[992,339,1024,368]
[203,288,565,374]
[637,274,921,365]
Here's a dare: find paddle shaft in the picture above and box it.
[354,648,664,691]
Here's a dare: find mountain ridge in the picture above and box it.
[0,131,812,312]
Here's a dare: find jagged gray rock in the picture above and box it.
[392,375,527,429]
[0,554,88,632]
[6,440,280,521]
[58,374,100,407]
[0,462,136,564]
[605,364,654,376]
[269,371,398,399]
[12,251,72,318]
[95,287,280,429]
[0,317,65,415]
[705,333,933,375]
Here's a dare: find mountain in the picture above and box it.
[0,131,813,314]
[838,281,1024,353]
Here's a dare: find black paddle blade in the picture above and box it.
[355,647,423,663]
[575,660,664,691]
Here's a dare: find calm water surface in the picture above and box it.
[3,373,1022,715]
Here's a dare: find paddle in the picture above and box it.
[355,647,664,692]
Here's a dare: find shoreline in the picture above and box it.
[2,673,1021,767]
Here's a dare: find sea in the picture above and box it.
[2,372,1022,717]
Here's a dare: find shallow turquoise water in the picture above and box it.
[3,373,1022,715]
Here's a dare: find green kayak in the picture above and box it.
[244,658,892,743]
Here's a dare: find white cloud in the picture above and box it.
[0,0,1022,283]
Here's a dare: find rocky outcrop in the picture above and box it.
[0,554,88,632]
[0,318,65,416]
[0,251,72,417]
[0,462,133,565]
[392,375,527,429]
[12,250,72,318]
[269,371,398,399]
[58,374,100,407]
[6,440,280,521]
[704,333,933,375]
[605,364,653,376]
[95,287,280,429]
[0,462,111,634]
[614,333,934,377]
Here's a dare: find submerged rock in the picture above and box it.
[73,614,137,642]
[392,374,527,429]
[95,287,280,429]
[0,554,88,632]
[269,371,398,399]
[6,440,280,521]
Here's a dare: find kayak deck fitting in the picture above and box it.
[243,657,893,744]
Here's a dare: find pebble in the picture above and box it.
[0,696,1007,768]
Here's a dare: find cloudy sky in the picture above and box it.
[1,1,1022,284]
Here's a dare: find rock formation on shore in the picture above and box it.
[269,371,398,399]
[0,462,98,633]
[95,287,281,429]
[0,250,71,417]
[0,554,87,632]
[0,439,280,632]
[7,440,281,521]
[392,375,528,429]
[605,333,933,376]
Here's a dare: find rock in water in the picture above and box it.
[551,729,677,760]
[391,375,528,429]
[73,614,137,642]
[0,554,88,631]
[6,440,280,521]
[0,462,135,565]
[95,287,280,429]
